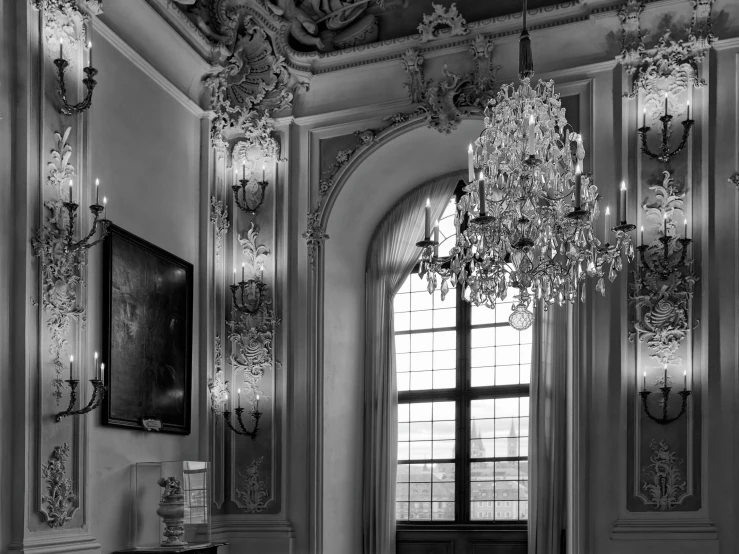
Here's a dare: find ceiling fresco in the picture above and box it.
[171,0,570,53]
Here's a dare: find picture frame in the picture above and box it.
[102,224,193,434]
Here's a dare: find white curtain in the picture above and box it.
[528,304,570,554]
[362,171,463,554]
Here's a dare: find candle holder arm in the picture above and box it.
[55,379,107,422]
[54,58,98,117]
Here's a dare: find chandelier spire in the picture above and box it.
[519,0,534,79]
[416,0,635,330]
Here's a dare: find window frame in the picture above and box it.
[396,182,530,531]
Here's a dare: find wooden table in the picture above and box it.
[112,542,226,554]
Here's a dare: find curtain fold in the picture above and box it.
[363,170,463,554]
[528,304,570,554]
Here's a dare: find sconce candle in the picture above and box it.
[643,371,646,391]
[69,355,74,380]
[94,352,98,377]
[642,107,646,127]
[237,388,241,409]
[663,212,668,237]
[684,219,688,237]
[664,92,668,116]
[69,180,73,203]
[663,363,668,387]
[242,162,246,180]
[103,196,107,220]
[255,394,260,412]
[262,163,266,181]
[640,225,644,245]
[684,370,687,389]
[241,262,245,282]
[88,41,92,68]
[687,100,690,120]
[95,178,100,205]
[619,181,627,223]
[233,268,236,286]
[59,38,63,59]
[100,363,104,382]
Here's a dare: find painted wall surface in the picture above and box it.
[85,30,203,554]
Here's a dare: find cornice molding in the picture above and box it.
[94,18,206,117]
[713,35,739,51]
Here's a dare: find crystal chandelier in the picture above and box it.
[418,0,634,330]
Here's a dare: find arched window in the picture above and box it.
[394,195,531,525]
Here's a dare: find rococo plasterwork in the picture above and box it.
[618,0,716,121]
[641,439,688,510]
[40,443,77,528]
[32,127,86,403]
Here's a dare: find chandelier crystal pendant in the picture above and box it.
[417,0,635,331]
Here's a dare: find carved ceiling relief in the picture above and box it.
[174,0,410,53]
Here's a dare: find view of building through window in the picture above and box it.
[394,197,531,524]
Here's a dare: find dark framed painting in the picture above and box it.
[102,224,193,434]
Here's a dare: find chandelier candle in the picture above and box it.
[424,198,431,240]
[574,164,582,209]
[619,181,627,223]
[605,207,610,240]
[527,114,536,155]
[478,172,487,217]
[468,144,475,182]
[95,178,100,205]
[433,220,439,258]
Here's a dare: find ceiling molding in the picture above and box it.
[95,18,206,117]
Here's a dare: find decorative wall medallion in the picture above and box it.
[208,335,230,416]
[417,3,468,43]
[630,171,697,367]
[210,196,230,266]
[40,443,76,528]
[641,439,687,510]
[236,456,270,513]
[31,128,86,402]
[402,48,425,104]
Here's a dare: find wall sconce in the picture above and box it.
[232,163,269,215]
[54,40,97,116]
[62,179,110,252]
[637,94,694,164]
[55,354,107,422]
[221,390,261,438]
[639,365,691,425]
[230,263,267,315]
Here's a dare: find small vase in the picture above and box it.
[156,495,187,547]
